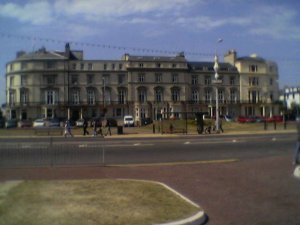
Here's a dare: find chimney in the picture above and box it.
[224,49,237,65]
[16,51,26,58]
[65,42,71,58]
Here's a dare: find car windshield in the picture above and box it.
[125,118,133,121]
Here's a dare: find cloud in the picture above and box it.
[174,4,300,40]
[54,0,196,22]
[175,16,252,31]
[248,6,300,40]
[0,1,53,25]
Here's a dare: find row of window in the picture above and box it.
[12,61,238,72]
[8,88,240,105]
[9,74,239,87]
[249,77,274,86]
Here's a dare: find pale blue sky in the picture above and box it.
[1,0,300,105]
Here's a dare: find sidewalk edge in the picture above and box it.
[117,179,207,225]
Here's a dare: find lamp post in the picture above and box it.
[212,38,223,132]
[102,77,106,117]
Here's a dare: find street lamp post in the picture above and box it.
[212,39,223,133]
[102,77,106,117]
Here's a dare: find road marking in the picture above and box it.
[272,137,277,141]
[100,143,154,148]
[109,158,239,167]
[79,144,88,148]
[232,139,237,143]
[20,145,47,149]
[21,145,31,149]
[184,141,191,145]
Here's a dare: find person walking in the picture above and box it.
[215,118,224,133]
[293,121,300,165]
[64,120,73,138]
[83,118,89,136]
[105,119,111,136]
[92,119,98,137]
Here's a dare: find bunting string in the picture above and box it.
[0,32,213,57]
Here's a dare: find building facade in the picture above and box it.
[5,44,280,122]
[280,87,300,109]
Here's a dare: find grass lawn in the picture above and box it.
[0,179,200,225]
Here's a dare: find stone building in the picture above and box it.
[4,44,280,122]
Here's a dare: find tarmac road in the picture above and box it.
[0,131,300,224]
[0,133,296,167]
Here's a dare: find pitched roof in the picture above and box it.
[16,47,67,61]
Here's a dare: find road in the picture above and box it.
[1,132,300,225]
[0,133,296,167]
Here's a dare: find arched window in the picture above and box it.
[71,89,79,105]
[205,88,212,103]
[154,87,164,103]
[171,87,180,102]
[137,87,147,103]
[87,89,95,105]
[118,88,127,104]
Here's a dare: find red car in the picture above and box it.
[266,115,283,123]
[237,116,257,123]
[237,116,247,123]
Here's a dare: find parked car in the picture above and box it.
[141,117,153,126]
[33,118,46,127]
[48,118,60,127]
[124,115,134,127]
[18,120,32,128]
[237,116,247,123]
[266,115,283,123]
[224,115,233,122]
[255,116,266,123]
[5,119,17,128]
[237,116,255,123]
[76,118,85,127]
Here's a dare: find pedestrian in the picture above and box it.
[105,119,111,136]
[215,118,224,133]
[92,119,98,137]
[64,120,73,138]
[293,121,300,165]
[219,119,224,133]
[83,118,89,136]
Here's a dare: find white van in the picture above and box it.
[123,115,134,127]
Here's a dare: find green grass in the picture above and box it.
[0,179,200,225]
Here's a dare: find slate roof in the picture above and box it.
[123,54,187,62]
[188,61,238,72]
[15,47,81,61]
[236,56,266,63]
